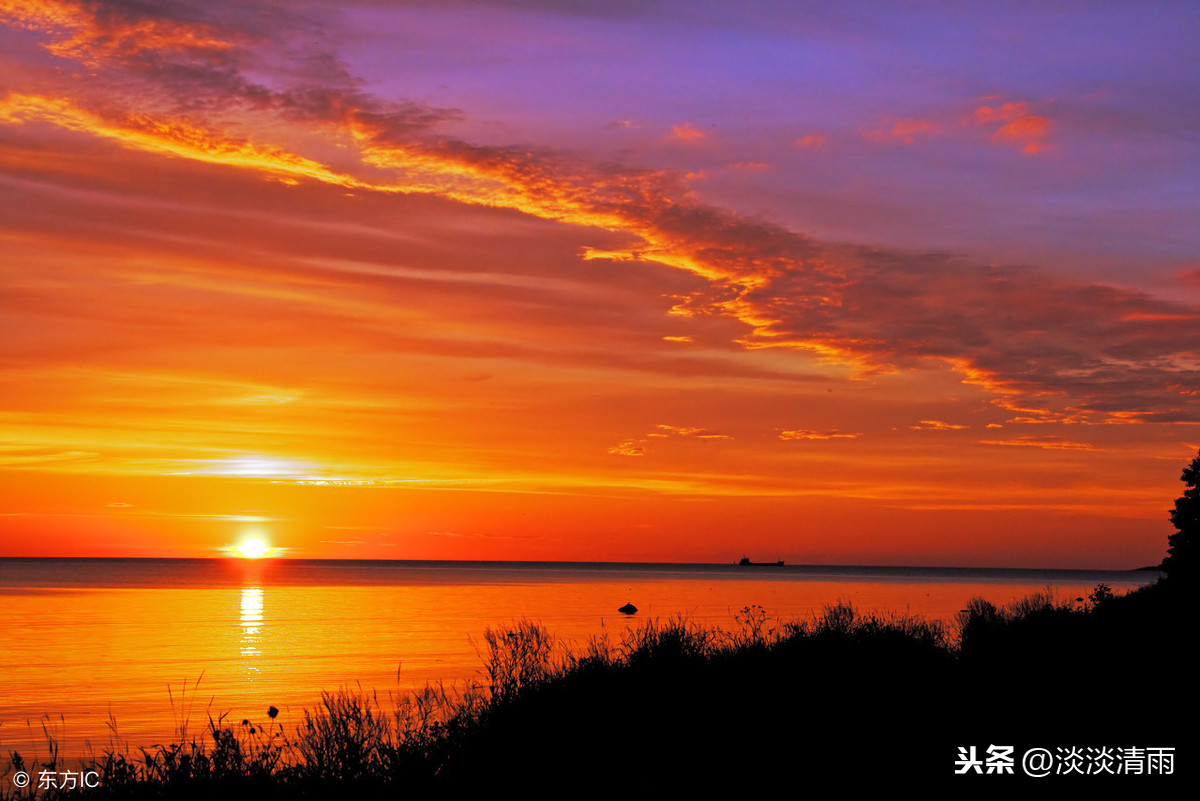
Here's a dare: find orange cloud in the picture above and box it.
[779,429,861,441]
[972,101,1031,125]
[994,116,1049,140]
[980,436,1099,451]
[994,118,1050,154]
[654,425,731,440]
[0,94,364,189]
[794,134,826,148]
[8,78,1198,428]
[0,0,232,64]
[972,100,1050,154]
[865,119,938,144]
[607,440,645,456]
[668,123,706,142]
[910,420,968,431]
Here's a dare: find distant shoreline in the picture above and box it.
[0,555,1167,575]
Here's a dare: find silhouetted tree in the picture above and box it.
[1164,448,1200,584]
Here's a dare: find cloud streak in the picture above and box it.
[980,436,1100,451]
[779,429,862,441]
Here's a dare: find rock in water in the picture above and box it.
[618,602,637,615]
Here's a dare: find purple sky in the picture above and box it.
[339,1,1200,287]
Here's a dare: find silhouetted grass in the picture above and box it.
[3,582,1191,796]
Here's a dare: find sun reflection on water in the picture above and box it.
[240,586,264,670]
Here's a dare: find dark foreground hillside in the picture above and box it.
[438,581,1193,791]
[3,581,1193,798]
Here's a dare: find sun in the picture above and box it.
[236,537,270,559]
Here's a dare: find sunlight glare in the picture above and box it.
[237,537,270,559]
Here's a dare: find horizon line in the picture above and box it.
[0,554,1164,574]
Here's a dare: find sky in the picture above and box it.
[1,0,1198,567]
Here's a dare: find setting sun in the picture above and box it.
[236,537,270,559]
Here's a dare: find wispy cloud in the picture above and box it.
[779,429,862,441]
[429,530,537,540]
[668,122,706,142]
[0,446,98,466]
[652,424,731,440]
[607,440,645,457]
[608,423,731,457]
[972,100,1051,154]
[980,436,1100,451]
[864,118,939,144]
[910,420,968,431]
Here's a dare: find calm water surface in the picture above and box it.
[0,558,1159,761]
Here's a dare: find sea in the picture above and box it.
[0,558,1160,763]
